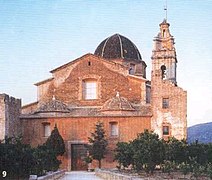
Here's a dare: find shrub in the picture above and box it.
[179,162,190,177]
[206,163,212,179]
[189,157,205,179]
[161,160,176,175]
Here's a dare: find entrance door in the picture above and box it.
[71,144,88,171]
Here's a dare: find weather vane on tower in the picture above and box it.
[164,0,168,21]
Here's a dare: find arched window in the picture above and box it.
[163,29,166,37]
[161,65,167,80]
[82,79,97,100]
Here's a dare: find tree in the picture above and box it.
[132,130,165,174]
[32,144,60,176]
[88,121,108,168]
[0,136,34,178]
[164,137,188,164]
[188,141,208,165]
[115,142,134,169]
[45,124,65,156]
[0,135,62,178]
[207,143,212,163]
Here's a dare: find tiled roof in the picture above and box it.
[101,93,135,111]
[21,96,152,119]
[34,99,70,113]
[20,105,152,119]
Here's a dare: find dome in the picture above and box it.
[94,34,142,61]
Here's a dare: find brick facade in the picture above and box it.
[34,54,147,106]
[1,19,187,171]
[21,116,151,170]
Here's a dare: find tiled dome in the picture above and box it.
[94,34,142,61]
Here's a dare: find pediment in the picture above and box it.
[34,99,71,113]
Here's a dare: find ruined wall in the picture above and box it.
[151,71,187,140]
[0,94,21,140]
[151,20,187,140]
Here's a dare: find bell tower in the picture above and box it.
[151,20,187,140]
[152,19,177,84]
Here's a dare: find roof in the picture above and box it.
[159,19,170,26]
[20,105,152,119]
[34,99,71,113]
[101,93,135,111]
[22,101,38,109]
[94,34,142,61]
[49,53,127,74]
[50,53,92,73]
[34,77,54,86]
[20,95,152,119]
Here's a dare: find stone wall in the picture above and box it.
[29,170,66,180]
[95,169,143,180]
[0,95,6,140]
[0,94,21,140]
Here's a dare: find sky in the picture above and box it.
[0,0,211,127]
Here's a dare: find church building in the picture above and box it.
[0,19,187,171]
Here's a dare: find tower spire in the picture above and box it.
[164,0,168,21]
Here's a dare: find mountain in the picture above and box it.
[187,122,212,144]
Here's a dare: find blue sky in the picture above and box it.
[0,0,211,126]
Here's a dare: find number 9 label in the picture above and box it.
[2,171,7,178]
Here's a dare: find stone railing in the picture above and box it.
[29,170,65,180]
[95,169,143,180]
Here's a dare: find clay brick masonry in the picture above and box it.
[0,19,187,170]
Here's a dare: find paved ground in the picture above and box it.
[59,171,103,180]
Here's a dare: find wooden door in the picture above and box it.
[71,144,87,171]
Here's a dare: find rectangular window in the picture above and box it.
[110,122,118,136]
[43,123,51,137]
[146,85,151,104]
[163,126,169,135]
[162,98,169,108]
[83,81,97,100]
[129,64,135,75]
